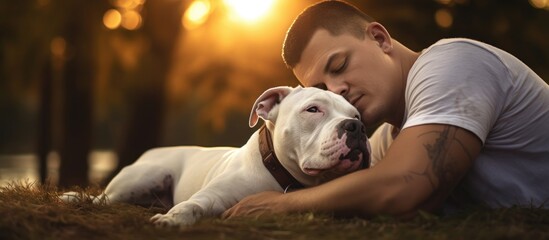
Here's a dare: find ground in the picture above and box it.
[1,182,549,240]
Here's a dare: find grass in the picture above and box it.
[1,181,549,240]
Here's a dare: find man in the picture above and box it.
[223,0,549,218]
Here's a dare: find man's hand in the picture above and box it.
[222,191,286,219]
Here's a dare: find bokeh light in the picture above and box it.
[121,10,142,30]
[112,0,144,10]
[50,37,66,57]
[104,0,145,31]
[435,8,453,28]
[183,0,211,30]
[103,9,122,29]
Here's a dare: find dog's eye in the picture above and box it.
[355,115,360,120]
[306,106,319,113]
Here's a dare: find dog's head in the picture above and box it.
[249,86,371,186]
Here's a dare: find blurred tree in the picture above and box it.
[0,0,55,155]
[57,0,108,187]
[37,52,52,185]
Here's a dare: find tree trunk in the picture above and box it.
[57,0,105,188]
[37,57,52,185]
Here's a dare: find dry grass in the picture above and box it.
[2,181,549,240]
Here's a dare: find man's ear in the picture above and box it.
[249,86,294,128]
[366,22,392,53]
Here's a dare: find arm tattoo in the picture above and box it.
[403,126,473,192]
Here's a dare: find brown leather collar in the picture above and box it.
[259,125,305,191]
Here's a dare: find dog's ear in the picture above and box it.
[249,86,294,127]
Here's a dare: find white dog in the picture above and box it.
[62,86,371,226]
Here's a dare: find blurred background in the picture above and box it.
[1,0,548,187]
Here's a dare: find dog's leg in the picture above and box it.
[150,179,240,227]
[150,194,226,226]
[100,162,175,208]
[60,162,175,208]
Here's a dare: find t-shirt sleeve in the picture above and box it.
[402,41,511,144]
[368,123,395,167]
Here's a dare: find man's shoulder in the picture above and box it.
[429,38,488,49]
[423,38,512,65]
[414,38,505,73]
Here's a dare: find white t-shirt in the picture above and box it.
[371,38,549,208]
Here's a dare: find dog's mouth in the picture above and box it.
[305,127,371,178]
[304,148,369,176]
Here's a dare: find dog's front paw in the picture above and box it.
[150,213,197,227]
[151,213,177,227]
[59,191,81,203]
[59,191,106,204]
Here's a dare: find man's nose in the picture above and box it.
[325,80,348,97]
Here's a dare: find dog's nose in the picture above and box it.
[338,119,365,137]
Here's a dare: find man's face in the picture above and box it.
[292,28,402,126]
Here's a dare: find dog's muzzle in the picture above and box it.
[337,119,370,168]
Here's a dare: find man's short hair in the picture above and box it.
[282,0,375,69]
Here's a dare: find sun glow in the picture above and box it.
[223,0,275,22]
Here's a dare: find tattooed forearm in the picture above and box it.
[404,126,473,191]
[423,127,459,190]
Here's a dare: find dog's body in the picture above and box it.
[62,86,370,226]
